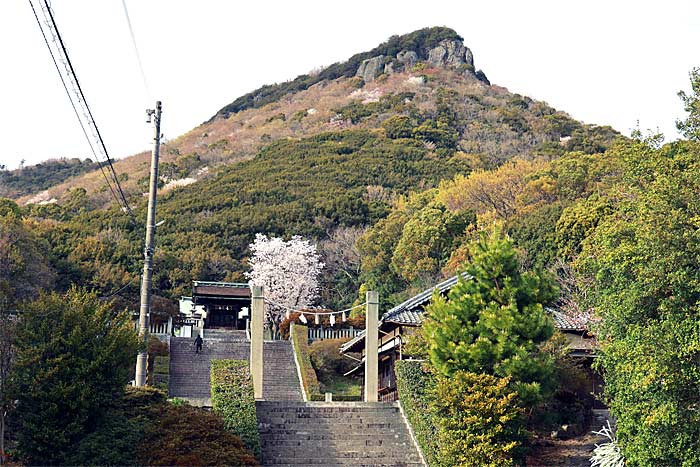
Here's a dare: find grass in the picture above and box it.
[319,375,362,397]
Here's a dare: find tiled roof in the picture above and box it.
[340,274,591,353]
[382,273,470,325]
[548,308,588,331]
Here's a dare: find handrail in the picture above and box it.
[193,281,250,288]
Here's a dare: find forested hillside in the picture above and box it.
[0,157,97,198]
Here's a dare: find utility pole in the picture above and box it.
[135,101,162,387]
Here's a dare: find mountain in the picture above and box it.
[10,27,621,308]
[17,26,617,207]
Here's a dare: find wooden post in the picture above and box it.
[251,285,264,399]
[364,290,379,402]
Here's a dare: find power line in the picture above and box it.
[41,0,134,218]
[27,0,122,211]
[121,0,151,100]
[29,0,136,219]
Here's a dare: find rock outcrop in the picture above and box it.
[427,39,474,70]
[355,55,385,82]
[397,50,419,69]
[356,38,482,84]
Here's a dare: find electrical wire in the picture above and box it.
[42,0,135,218]
[27,0,123,212]
[29,0,136,220]
[121,0,151,100]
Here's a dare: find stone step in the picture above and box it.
[169,336,302,404]
[256,402,423,466]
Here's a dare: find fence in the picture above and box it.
[307,327,364,342]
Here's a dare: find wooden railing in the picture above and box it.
[307,327,364,342]
[379,386,398,402]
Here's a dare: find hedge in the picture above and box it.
[210,359,261,459]
[395,360,439,465]
[152,355,170,391]
[291,323,321,399]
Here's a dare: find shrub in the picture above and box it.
[11,288,139,465]
[431,371,525,467]
[152,355,170,391]
[137,403,258,466]
[395,360,439,465]
[63,387,164,466]
[382,115,415,139]
[291,324,321,398]
[590,421,625,467]
[210,359,261,459]
[309,338,356,381]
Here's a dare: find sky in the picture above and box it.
[1,1,698,170]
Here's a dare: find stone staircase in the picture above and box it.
[169,329,302,405]
[263,340,304,401]
[256,401,424,467]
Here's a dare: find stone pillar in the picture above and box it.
[251,285,264,399]
[364,290,379,402]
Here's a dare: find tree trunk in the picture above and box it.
[1,409,5,466]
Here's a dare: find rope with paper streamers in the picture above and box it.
[264,299,366,326]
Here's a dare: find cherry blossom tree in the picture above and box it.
[245,234,324,337]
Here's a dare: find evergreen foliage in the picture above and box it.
[432,371,524,467]
[0,199,55,304]
[10,288,139,465]
[423,229,557,405]
[576,138,700,466]
[395,360,439,465]
[210,359,261,459]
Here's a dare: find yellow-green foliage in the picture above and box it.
[432,371,523,467]
[210,359,261,459]
[291,324,321,398]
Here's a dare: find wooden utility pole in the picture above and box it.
[135,101,162,387]
[364,291,379,402]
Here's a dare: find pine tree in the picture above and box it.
[423,227,557,405]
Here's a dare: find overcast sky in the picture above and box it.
[1,1,698,169]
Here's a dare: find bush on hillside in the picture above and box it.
[137,403,258,466]
[210,359,261,459]
[64,386,165,466]
[308,338,356,382]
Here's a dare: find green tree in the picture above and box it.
[677,67,700,141]
[390,201,472,284]
[11,288,139,465]
[423,228,557,405]
[577,138,700,466]
[0,199,55,304]
[432,371,524,467]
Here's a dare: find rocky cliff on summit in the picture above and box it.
[355,38,478,82]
